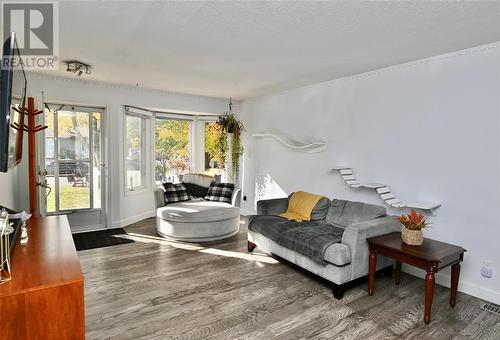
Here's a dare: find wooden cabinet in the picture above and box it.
[0,215,84,339]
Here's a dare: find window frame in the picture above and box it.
[124,111,148,193]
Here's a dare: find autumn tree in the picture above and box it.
[155,119,190,179]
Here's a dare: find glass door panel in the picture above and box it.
[45,109,56,213]
[44,106,104,217]
[57,110,91,210]
[92,112,102,209]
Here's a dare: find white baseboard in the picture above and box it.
[111,210,155,229]
[402,265,500,305]
[71,224,107,233]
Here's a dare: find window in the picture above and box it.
[204,121,225,176]
[155,118,191,184]
[125,114,145,190]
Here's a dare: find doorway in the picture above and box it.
[41,104,106,230]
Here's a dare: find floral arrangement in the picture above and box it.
[397,210,429,230]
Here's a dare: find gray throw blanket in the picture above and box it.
[248,215,344,265]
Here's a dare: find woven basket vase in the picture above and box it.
[401,226,423,246]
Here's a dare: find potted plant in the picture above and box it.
[397,210,429,246]
[216,111,245,181]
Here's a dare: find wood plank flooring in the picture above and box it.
[79,217,500,339]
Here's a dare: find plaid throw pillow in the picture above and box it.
[204,182,234,204]
[162,182,190,204]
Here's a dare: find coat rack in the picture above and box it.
[11,97,47,215]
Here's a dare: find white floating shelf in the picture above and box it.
[332,166,441,214]
[405,202,441,211]
[253,132,327,153]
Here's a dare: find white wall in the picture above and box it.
[23,73,231,228]
[240,42,500,304]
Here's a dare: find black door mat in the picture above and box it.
[72,228,134,251]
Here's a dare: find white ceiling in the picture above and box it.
[36,1,500,99]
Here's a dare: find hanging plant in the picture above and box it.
[231,135,243,179]
[216,110,245,180]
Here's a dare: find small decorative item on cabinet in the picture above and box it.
[0,208,12,283]
[397,209,429,246]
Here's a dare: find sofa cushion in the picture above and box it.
[183,182,209,198]
[157,200,239,223]
[287,193,331,221]
[311,197,331,221]
[205,182,235,204]
[280,191,326,221]
[248,215,299,241]
[248,215,344,265]
[162,183,189,204]
[326,199,386,229]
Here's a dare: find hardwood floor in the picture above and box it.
[79,217,500,339]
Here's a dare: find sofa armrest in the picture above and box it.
[341,216,401,279]
[232,188,241,207]
[256,197,289,215]
[154,188,165,209]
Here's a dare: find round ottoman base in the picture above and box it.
[156,216,240,243]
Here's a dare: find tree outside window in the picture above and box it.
[155,118,190,183]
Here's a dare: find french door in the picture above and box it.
[41,104,107,230]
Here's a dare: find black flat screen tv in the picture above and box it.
[0,32,27,173]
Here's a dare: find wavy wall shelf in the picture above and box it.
[252,132,327,153]
[332,166,441,214]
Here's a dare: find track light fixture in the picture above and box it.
[64,61,92,76]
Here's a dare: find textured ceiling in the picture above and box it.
[35,1,500,99]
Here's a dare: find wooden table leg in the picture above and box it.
[450,263,460,307]
[424,269,436,324]
[368,251,377,295]
[395,261,401,285]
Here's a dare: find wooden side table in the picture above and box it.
[367,232,466,324]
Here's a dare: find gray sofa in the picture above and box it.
[247,196,401,299]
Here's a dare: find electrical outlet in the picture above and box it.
[481,261,493,278]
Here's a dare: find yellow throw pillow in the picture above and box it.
[279,191,325,222]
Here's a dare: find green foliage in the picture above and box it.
[231,136,243,179]
[217,112,245,133]
[155,119,190,179]
[216,112,245,179]
[46,185,89,212]
[204,122,225,168]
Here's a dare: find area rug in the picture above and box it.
[72,228,134,251]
